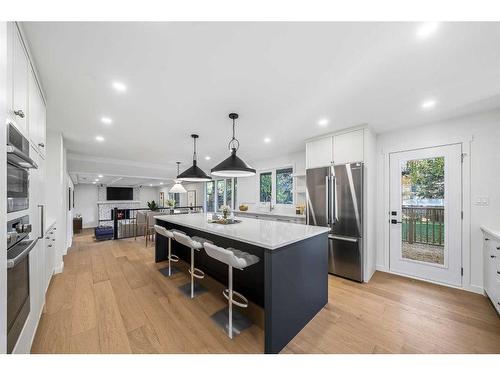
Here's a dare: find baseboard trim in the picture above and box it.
[375,266,484,295]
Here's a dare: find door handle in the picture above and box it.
[14,109,25,118]
[38,204,44,239]
[325,176,329,224]
[329,234,359,243]
[391,219,402,224]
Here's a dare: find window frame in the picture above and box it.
[257,165,294,206]
[204,178,237,213]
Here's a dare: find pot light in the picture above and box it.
[112,81,127,92]
[98,174,103,178]
[421,99,437,110]
[211,113,256,178]
[264,137,271,143]
[95,135,105,142]
[160,182,163,185]
[318,118,329,127]
[101,117,112,125]
[416,22,439,40]
[205,156,211,160]
[149,184,153,187]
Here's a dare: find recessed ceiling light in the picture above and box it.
[205,156,211,160]
[98,174,103,178]
[112,81,127,92]
[95,135,105,142]
[416,22,439,40]
[101,117,112,125]
[160,182,163,185]
[318,118,329,127]
[264,137,271,143]
[421,99,437,110]
[149,184,153,186]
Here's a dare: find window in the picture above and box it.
[259,167,294,205]
[276,167,293,204]
[206,181,215,212]
[168,193,180,206]
[226,179,232,209]
[259,172,272,203]
[217,180,225,211]
[205,178,237,212]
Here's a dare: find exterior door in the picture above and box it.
[389,144,462,286]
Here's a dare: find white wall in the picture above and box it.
[157,182,204,207]
[0,21,8,354]
[236,150,306,214]
[45,130,66,273]
[74,184,99,228]
[376,108,500,293]
[138,186,158,207]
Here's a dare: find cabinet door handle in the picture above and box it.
[48,244,53,248]
[38,142,45,148]
[491,255,497,258]
[14,109,25,118]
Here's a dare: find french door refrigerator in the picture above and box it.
[306,162,364,282]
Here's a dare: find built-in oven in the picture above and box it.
[6,215,36,353]
[7,123,37,213]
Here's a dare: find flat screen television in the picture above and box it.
[107,187,133,201]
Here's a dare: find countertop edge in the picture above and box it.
[480,226,500,241]
[154,215,329,250]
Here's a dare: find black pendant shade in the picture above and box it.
[177,134,212,182]
[211,113,256,177]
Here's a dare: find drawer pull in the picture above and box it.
[497,247,500,250]
[14,109,25,118]
[485,238,490,241]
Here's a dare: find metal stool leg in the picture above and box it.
[228,265,233,339]
[190,247,194,298]
[168,238,172,276]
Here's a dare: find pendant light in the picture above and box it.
[211,113,256,177]
[169,162,187,193]
[177,134,212,182]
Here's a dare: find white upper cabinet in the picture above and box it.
[28,68,46,157]
[12,30,29,134]
[332,129,364,164]
[306,137,333,169]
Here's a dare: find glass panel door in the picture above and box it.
[389,144,462,286]
[401,157,445,265]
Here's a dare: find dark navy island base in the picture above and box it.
[155,219,328,354]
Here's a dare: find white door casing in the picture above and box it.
[389,144,462,286]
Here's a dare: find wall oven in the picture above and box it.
[6,215,36,353]
[7,123,37,213]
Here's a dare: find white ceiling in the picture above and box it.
[22,22,500,179]
[70,172,170,187]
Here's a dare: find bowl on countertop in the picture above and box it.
[239,204,248,211]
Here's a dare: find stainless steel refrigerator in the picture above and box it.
[306,162,363,282]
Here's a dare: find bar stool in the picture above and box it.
[203,243,259,339]
[173,232,213,299]
[154,225,185,277]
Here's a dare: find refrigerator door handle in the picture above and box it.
[329,234,359,243]
[333,175,338,223]
[325,175,330,225]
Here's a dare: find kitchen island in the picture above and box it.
[154,213,330,354]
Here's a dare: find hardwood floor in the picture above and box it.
[31,229,500,354]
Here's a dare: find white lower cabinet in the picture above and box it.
[482,230,500,315]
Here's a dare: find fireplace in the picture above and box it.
[111,209,130,220]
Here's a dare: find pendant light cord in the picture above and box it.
[228,117,240,151]
[193,137,197,162]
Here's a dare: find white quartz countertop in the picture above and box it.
[480,226,500,241]
[234,209,306,219]
[154,213,329,250]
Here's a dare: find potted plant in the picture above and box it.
[166,199,176,213]
[147,200,158,211]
